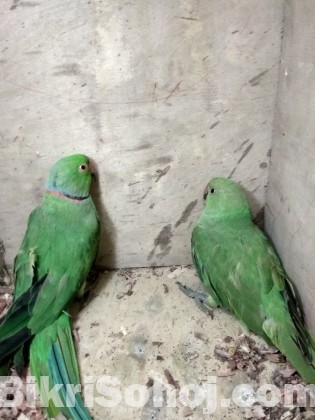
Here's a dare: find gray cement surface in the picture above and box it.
[74,267,287,419]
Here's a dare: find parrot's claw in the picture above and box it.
[176,282,214,318]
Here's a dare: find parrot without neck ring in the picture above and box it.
[181,177,315,383]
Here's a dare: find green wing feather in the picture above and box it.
[13,208,41,300]
[192,219,315,382]
[0,195,99,365]
[30,313,92,420]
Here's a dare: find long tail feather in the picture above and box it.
[263,317,315,383]
[30,313,92,420]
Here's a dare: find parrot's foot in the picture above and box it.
[176,282,214,318]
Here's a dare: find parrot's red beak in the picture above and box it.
[203,185,209,200]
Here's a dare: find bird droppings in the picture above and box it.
[175,200,198,228]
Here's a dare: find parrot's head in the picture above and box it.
[203,177,251,218]
[46,154,96,199]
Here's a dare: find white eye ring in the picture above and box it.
[79,164,88,172]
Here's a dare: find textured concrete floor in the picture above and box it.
[74,266,278,419]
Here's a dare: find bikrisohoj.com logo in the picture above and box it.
[1,373,315,413]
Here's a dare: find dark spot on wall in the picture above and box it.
[175,200,198,228]
[156,245,172,259]
[248,69,269,86]
[10,0,19,9]
[53,63,80,76]
[147,249,155,261]
[210,121,220,129]
[148,224,173,261]
[234,139,249,153]
[19,1,40,6]
[266,148,272,157]
[23,51,41,55]
[237,143,254,164]
[149,203,155,209]
[130,142,152,151]
[260,162,268,169]
[137,187,152,204]
[231,30,239,34]
[155,165,170,183]
[154,224,172,249]
[228,143,254,179]
[177,16,198,21]
[156,156,173,165]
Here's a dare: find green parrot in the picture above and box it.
[0,154,100,418]
[179,177,315,383]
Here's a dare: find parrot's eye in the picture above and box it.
[79,164,88,173]
[210,188,215,194]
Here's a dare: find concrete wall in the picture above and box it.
[266,0,315,334]
[0,0,284,268]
